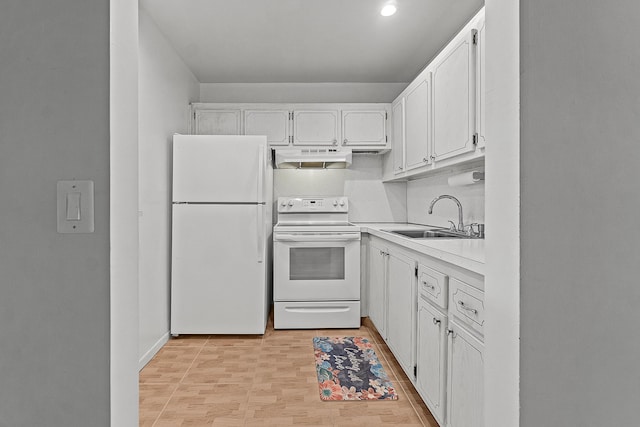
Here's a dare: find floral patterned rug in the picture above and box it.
[313,336,398,401]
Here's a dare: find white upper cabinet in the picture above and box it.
[404,75,432,171]
[384,8,485,182]
[475,16,486,149]
[244,110,291,146]
[432,29,476,162]
[341,110,387,146]
[292,110,339,146]
[391,98,405,174]
[192,103,390,151]
[194,109,241,135]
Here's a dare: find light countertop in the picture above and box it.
[354,222,485,276]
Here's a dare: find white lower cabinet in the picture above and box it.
[368,238,388,338]
[417,296,448,425]
[385,249,417,378]
[368,238,417,377]
[446,321,484,427]
[366,235,484,427]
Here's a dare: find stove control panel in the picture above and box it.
[278,196,349,213]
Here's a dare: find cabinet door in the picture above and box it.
[475,18,486,148]
[405,76,432,171]
[342,110,387,146]
[368,240,387,338]
[244,110,291,146]
[391,99,405,174]
[417,299,448,426]
[446,321,484,427]
[194,109,241,135]
[292,110,339,146]
[386,250,416,377]
[432,30,476,161]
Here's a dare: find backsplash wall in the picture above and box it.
[407,168,485,228]
[273,154,407,223]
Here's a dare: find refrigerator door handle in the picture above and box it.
[257,204,264,263]
[257,144,264,203]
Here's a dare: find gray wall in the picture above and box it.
[0,1,111,426]
[520,1,640,425]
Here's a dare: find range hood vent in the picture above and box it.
[275,148,352,169]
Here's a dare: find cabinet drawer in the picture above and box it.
[449,277,485,337]
[418,264,448,309]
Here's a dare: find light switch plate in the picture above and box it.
[57,180,94,233]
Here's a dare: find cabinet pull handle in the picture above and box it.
[423,157,428,162]
[447,328,454,336]
[432,318,441,326]
[458,300,478,314]
[422,281,436,291]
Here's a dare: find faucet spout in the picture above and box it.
[428,195,464,232]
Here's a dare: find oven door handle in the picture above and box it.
[274,234,360,242]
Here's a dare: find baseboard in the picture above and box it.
[138,332,170,371]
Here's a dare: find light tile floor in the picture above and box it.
[140,317,439,426]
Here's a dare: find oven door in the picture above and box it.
[273,232,361,301]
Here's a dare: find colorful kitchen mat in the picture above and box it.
[313,336,398,401]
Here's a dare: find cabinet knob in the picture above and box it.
[344,139,348,144]
[333,139,338,145]
[447,329,454,336]
[423,157,428,162]
[431,155,436,160]
[432,318,441,326]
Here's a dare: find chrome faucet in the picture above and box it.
[428,195,465,233]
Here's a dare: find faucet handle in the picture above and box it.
[447,220,458,232]
[465,223,485,238]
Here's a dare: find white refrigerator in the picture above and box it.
[170,135,272,335]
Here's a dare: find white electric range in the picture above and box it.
[273,196,361,329]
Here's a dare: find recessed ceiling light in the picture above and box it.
[380,4,397,17]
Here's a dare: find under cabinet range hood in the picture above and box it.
[274,148,352,169]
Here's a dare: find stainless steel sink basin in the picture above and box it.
[382,228,477,239]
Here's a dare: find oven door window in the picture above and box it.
[289,247,345,280]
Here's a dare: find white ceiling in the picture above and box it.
[141,0,484,84]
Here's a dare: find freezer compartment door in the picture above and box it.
[172,135,268,203]
[171,204,269,334]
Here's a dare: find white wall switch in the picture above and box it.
[57,180,94,233]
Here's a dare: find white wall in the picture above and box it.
[0,1,111,425]
[484,0,520,425]
[520,0,640,426]
[274,155,407,223]
[200,82,407,103]
[138,8,200,367]
[406,166,485,228]
[110,0,140,425]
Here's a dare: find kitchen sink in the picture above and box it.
[382,228,478,239]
